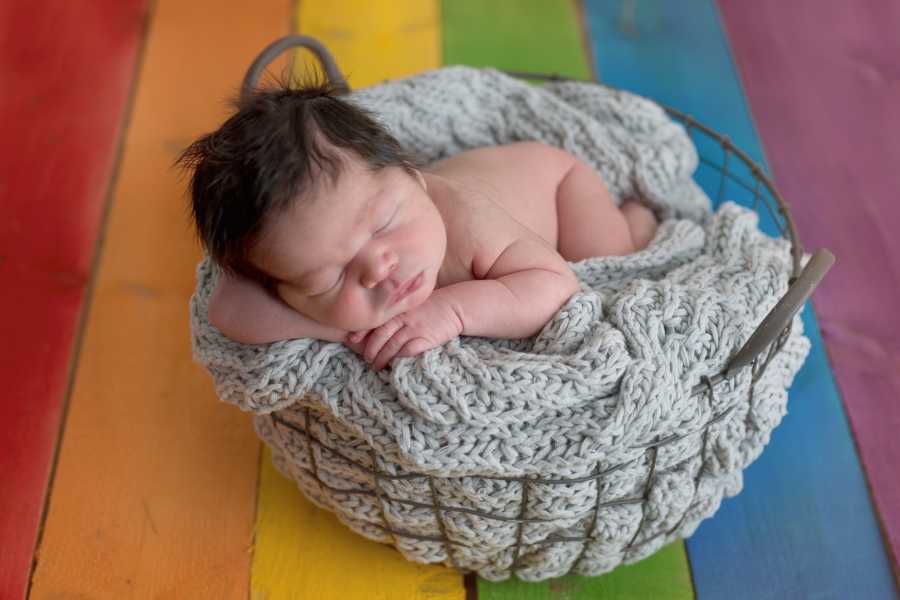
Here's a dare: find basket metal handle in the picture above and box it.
[724,248,835,378]
[240,34,349,101]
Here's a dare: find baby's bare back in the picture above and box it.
[425,141,653,288]
[428,142,567,252]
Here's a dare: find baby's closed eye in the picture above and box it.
[375,204,399,233]
[376,215,393,233]
[309,270,345,297]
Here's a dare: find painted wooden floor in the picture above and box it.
[0,0,149,597]
[2,0,898,598]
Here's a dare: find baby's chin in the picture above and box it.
[367,283,434,329]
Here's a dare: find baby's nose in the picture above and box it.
[362,251,399,289]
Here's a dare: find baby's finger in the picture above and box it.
[396,338,431,358]
[345,337,365,355]
[344,330,367,354]
[372,329,411,371]
[364,319,403,364]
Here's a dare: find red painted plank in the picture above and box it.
[719,0,900,581]
[0,1,147,597]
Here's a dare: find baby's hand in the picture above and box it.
[351,296,464,370]
[345,330,371,356]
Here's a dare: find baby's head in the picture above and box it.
[179,79,447,332]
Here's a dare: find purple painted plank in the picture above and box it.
[719,0,900,580]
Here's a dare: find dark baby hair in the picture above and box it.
[177,75,414,283]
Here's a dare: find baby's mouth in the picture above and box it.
[391,271,424,304]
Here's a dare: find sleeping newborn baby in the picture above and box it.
[179,81,658,370]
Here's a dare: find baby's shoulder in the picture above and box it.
[433,141,572,179]
[431,174,551,281]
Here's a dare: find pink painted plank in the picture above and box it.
[719,0,900,580]
[0,1,148,597]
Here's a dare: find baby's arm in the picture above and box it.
[207,272,347,345]
[361,237,579,369]
[439,237,580,339]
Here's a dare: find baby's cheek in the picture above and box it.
[278,285,336,326]
[328,289,380,331]
[404,287,432,312]
[276,285,306,314]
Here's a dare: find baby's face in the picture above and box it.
[248,157,447,332]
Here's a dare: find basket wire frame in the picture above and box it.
[261,70,803,578]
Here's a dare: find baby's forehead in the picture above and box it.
[294,163,380,223]
[248,165,384,272]
[300,150,383,201]
[247,207,333,282]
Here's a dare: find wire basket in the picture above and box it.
[233,36,836,580]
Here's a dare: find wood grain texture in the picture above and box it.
[717,0,900,585]
[0,1,147,597]
[295,0,441,89]
[442,0,593,78]
[441,1,694,597]
[246,2,463,599]
[26,0,292,596]
[477,543,692,600]
[584,0,898,597]
[253,447,464,599]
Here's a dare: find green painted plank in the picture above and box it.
[478,543,692,600]
[441,1,694,597]
[442,0,592,78]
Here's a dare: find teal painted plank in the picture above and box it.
[583,0,898,598]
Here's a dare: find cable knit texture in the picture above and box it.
[190,67,811,581]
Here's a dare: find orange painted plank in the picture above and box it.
[27,0,292,596]
[0,1,147,597]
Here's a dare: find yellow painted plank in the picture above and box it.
[252,447,464,600]
[295,0,441,88]
[247,2,463,598]
[28,0,293,597]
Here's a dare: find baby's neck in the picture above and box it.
[419,171,447,215]
[421,171,473,290]
[422,171,464,211]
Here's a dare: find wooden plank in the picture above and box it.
[0,1,147,597]
[477,543,692,600]
[295,0,441,88]
[25,0,292,596]
[441,1,694,598]
[253,447,464,599]
[583,1,898,597]
[246,2,464,599]
[441,0,592,78]
[717,1,900,585]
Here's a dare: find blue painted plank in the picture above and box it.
[582,1,898,598]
